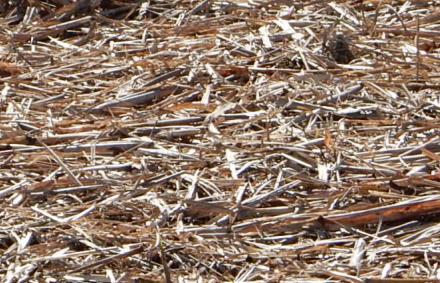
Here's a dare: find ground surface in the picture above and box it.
[1,1,440,282]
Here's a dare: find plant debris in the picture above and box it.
[0,0,439,282]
